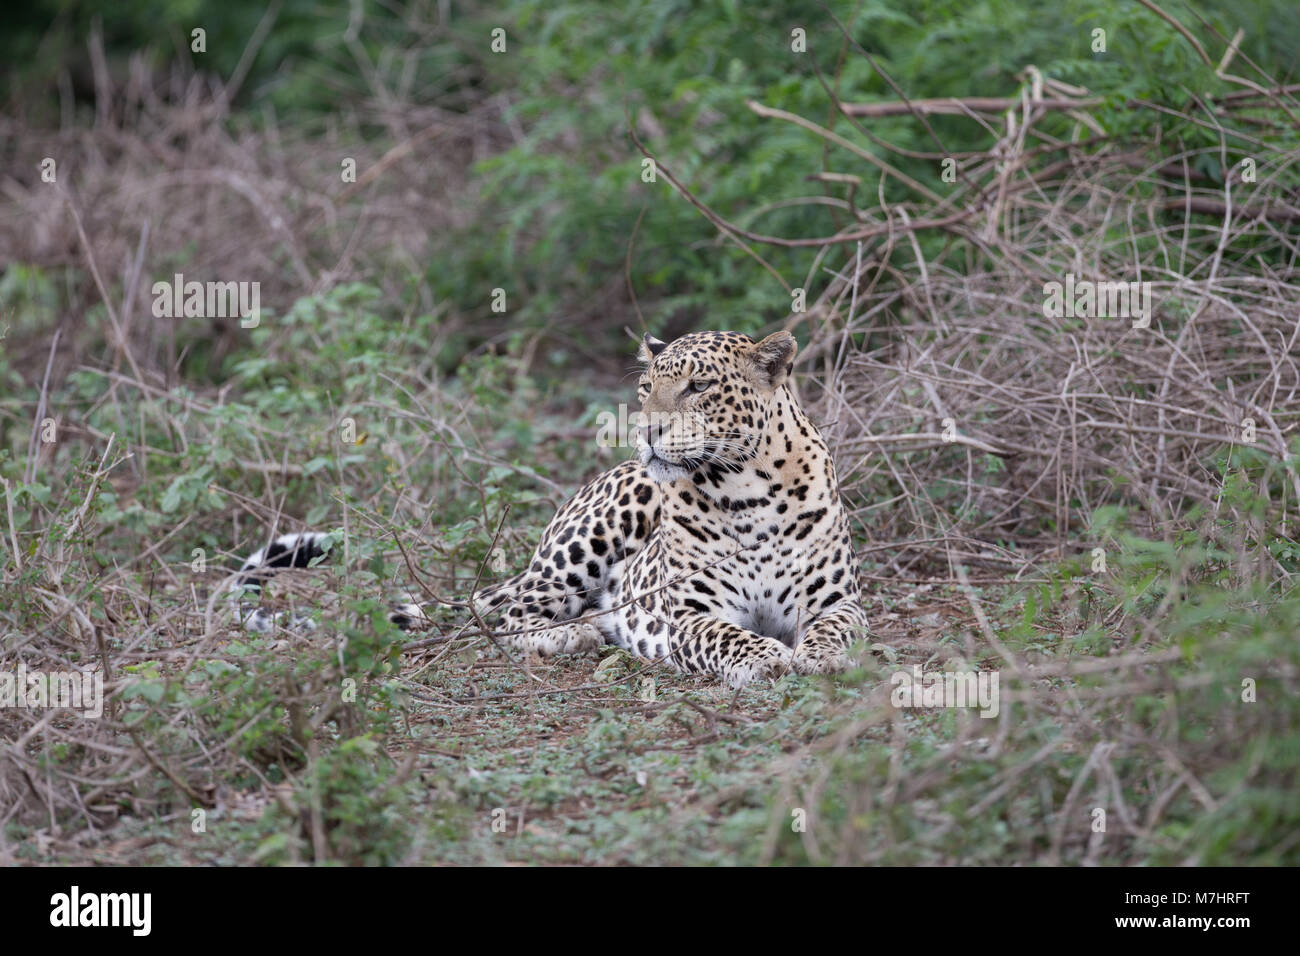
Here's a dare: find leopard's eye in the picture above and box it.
[688,380,715,394]
[637,378,651,393]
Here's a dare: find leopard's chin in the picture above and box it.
[640,448,693,484]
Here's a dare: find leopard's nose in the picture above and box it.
[638,417,666,447]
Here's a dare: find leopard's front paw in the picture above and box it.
[793,640,851,676]
[506,621,604,656]
[722,641,796,688]
[550,621,605,654]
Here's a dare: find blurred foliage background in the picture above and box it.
[6,0,1299,362]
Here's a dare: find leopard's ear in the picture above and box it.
[637,333,668,364]
[748,331,797,389]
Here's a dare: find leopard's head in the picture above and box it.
[634,329,797,483]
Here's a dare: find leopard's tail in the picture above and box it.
[232,531,430,632]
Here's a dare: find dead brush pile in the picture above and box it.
[731,76,1300,587]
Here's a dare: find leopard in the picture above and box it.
[473,329,868,688]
